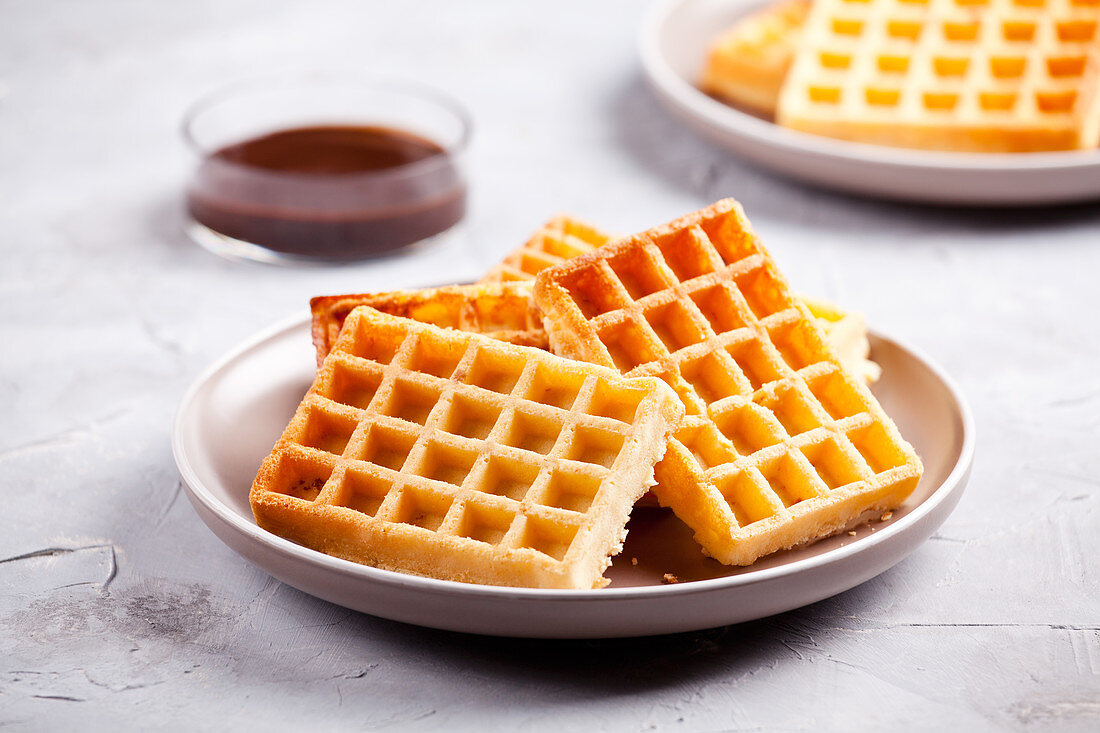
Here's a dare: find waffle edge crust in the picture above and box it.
[251,307,684,589]
[533,199,923,566]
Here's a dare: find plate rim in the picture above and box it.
[172,311,976,602]
[638,0,1100,173]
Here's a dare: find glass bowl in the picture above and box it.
[182,75,471,264]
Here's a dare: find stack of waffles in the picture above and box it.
[702,0,1100,151]
[311,218,880,380]
[251,200,922,588]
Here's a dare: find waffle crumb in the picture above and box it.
[881,511,893,522]
[631,557,638,566]
[847,531,857,537]
[662,573,680,584]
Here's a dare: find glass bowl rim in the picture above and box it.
[180,72,473,179]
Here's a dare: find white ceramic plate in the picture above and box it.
[172,313,973,638]
[639,0,1100,205]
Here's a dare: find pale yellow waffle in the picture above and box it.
[533,199,922,566]
[310,283,546,365]
[251,307,683,589]
[701,0,811,116]
[777,0,1100,152]
[479,216,611,283]
[803,296,882,383]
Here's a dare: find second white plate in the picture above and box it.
[639,0,1100,205]
[172,314,974,638]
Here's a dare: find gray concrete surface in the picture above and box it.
[1,0,1097,730]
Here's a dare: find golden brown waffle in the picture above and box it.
[701,0,811,116]
[310,283,546,366]
[251,308,683,589]
[479,216,611,283]
[533,199,922,566]
[476,215,880,383]
[777,0,1100,151]
[803,296,882,383]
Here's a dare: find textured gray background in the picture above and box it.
[1,0,1097,730]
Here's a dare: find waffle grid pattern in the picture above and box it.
[310,283,546,365]
[253,308,681,588]
[479,216,610,283]
[534,200,922,565]
[778,0,1100,151]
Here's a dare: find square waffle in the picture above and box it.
[701,0,811,116]
[251,307,684,589]
[777,0,1100,151]
[479,215,611,283]
[533,199,922,566]
[310,283,546,366]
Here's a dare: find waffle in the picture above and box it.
[478,215,882,381]
[310,283,546,365]
[533,199,922,566]
[803,296,881,383]
[777,0,1100,151]
[479,215,611,283]
[701,0,811,116]
[251,307,683,589]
